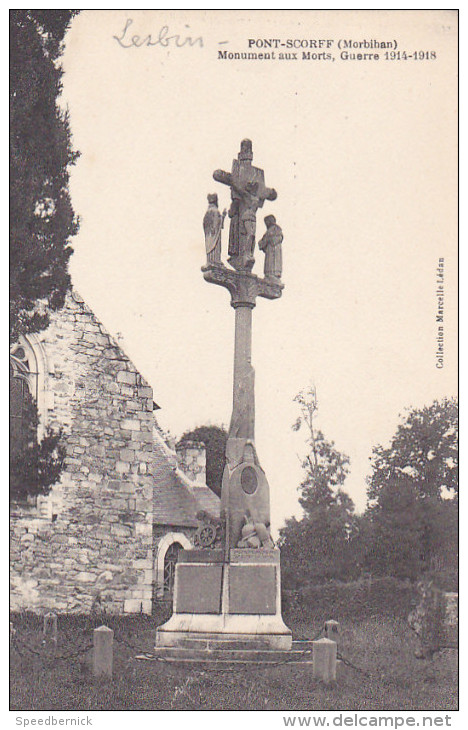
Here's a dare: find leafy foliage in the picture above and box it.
[291,386,351,507]
[10,9,78,499]
[283,577,416,623]
[9,376,65,501]
[367,397,458,503]
[10,9,79,342]
[178,425,228,497]
[364,478,428,579]
[364,399,458,580]
[279,387,360,586]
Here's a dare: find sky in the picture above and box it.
[59,10,458,529]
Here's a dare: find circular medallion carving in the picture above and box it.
[241,465,258,495]
[194,524,217,547]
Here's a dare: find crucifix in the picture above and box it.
[202,139,284,554]
[213,138,277,272]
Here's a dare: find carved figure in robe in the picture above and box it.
[258,215,283,279]
[227,197,240,258]
[203,194,226,264]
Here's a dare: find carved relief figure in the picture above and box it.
[237,510,274,549]
[203,193,226,264]
[226,180,261,269]
[258,215,283,279]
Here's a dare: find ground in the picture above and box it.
[10,608,457,711]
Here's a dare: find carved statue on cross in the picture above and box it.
[203,193,226,265]
[213,139,277,273]
[258,215,283,279]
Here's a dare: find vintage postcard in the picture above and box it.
[10,9,458,718]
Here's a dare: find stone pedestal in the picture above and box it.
[155,548,292,651]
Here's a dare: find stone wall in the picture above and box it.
[10,291,155,614]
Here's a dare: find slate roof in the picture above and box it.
[191,484,221,516]
[152,429,220,527]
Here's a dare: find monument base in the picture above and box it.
[151,642,313,666]
[155,548,292,653]
[156,613,292,651]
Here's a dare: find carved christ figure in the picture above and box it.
[227,182,261,260]
[258,215,283,279]
[203,194,226,264]
[213,139,277,272]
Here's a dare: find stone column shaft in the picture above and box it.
[230,303,255,443]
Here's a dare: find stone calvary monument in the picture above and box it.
[156,140,292,655]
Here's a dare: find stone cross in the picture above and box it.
[154,142,292,653]
[213,139,277,272]
[202,140,283,553]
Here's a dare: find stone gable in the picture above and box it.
[10,290,219,613]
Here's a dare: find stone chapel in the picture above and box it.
[10,289,219,614]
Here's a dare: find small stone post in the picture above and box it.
[313,637,337,683]
[43,612,58,644]
[93,625,114,678]
[325,620,340,645]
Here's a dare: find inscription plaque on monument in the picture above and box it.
[175,564,223,615]
[229,565,277,615]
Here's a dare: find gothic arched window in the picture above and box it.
[163,542,183,595]
[9,342,39,446]
[10,336,59,512]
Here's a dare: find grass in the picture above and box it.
[10,610,458,711]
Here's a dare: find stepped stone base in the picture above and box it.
[151,642,313,665]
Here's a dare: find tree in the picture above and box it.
[10,9,79,343]
[9,370,66,501]
[178,425,228,497]
[367,398,458,503]
[363,477,426,579]
[279,387,360,586]
[364,398,458,579]
[10,10,78,500]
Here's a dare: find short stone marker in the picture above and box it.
[313,638,337,683]
[93,625,114,678]
[325,620,340,645]
[43,612,57,644]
